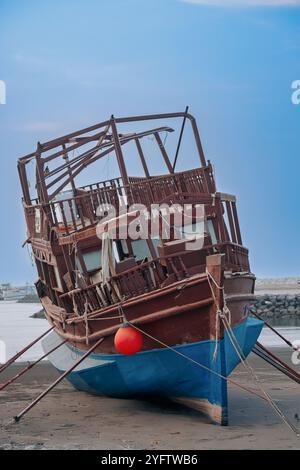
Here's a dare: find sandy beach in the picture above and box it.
[0,348,299,450]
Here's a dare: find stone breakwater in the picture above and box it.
[250,294,300,326]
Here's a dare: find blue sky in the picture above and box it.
[0,0,300,283]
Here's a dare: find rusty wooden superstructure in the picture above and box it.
[18,111,259,424]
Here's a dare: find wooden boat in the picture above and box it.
[18,111,263,425]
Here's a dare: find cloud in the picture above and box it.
[181,0,300,6]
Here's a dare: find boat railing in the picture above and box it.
[219,242,249,272]
[128,166,215,206]
[47,185,122,235]
[43,167,215,235]
[58,243,249,316]
[23,167,216,238]
[59,256,173,315]
[79,176,123,194]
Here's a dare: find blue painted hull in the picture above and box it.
[45,317,263,424]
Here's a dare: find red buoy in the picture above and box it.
[114,325,143,355]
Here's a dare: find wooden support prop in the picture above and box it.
[0,327,54,374]
[253,342,300,385]
[14,337,104,422]
[0,339,67,392]
[251,309,299,351]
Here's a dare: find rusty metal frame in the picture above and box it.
[18,111,207,205]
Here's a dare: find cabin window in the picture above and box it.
[76,249,102,273]
[117,240,129,260]
[116,238,159,261]
[178,220,217,245]
[151,237,161,256]
[206,219,217,245]
[132,239,151,261]
[178,221,204,239]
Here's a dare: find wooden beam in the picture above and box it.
[110,115,129,186]
[17,163,31,204]
[135,138,150,178]
[62,143,76,193]
[231,201,242,245]
[173,105,189,171]
[35,142,49,204]
[154,132,174,174]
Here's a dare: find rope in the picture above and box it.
[249,307,300,353]
[206,270,299,436]
[206,268,231,360]
[70,292,80,317]
[83,301,125,323]
[220,312,299,436]
[84,298,89,345]
[126,320,268,403]
[69,240,77,256]
[88,315,124,321]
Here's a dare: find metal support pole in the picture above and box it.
[0,327,54,374]
[14,337,104,422]
[0,339,67,392]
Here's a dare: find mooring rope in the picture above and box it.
[249,308,300,353]
[221,312,299,435]
[206,270,299,436]
[126,320,269,403]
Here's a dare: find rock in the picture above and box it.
[30,309,45,319]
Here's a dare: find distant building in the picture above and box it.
[0,283,36,301]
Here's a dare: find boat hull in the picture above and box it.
[43,316,263,425]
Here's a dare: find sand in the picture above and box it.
[0,348,299,450]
